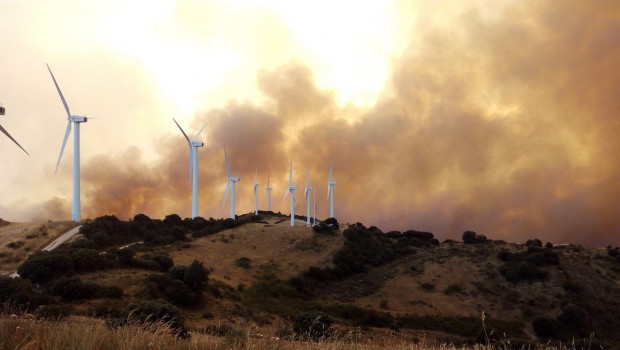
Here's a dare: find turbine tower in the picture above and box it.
[303,171,313,225]
[266,176,272,212]
[313,186,317,226]
[253,169,260,215]
[173,118,207,219]
[221,147,239,220]
[327,161,336,218]
[47,64,87,222]
[282,159,298,226]
[0,106,29,155]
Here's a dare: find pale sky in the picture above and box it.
[2,1,620,247]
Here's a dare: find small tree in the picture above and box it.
[183,260,209,293]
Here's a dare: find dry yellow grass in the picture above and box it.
[169,219,343,288]
[0,311,580,350]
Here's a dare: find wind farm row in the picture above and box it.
[1,65,338,226]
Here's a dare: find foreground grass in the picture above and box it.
[0,313,596,350]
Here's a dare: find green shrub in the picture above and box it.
[235,257,252,269]
[293,310,333,340]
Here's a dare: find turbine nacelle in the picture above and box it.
[190,140,204,147]
[228,177,240,182]
[68,116,87,123]
[289,186,298,190]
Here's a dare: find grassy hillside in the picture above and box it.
[2,213,619,349]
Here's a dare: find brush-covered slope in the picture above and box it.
[4,213,620,348]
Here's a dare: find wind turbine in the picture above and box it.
[47,64,88,222]
[266,176,272,212]
[303,171,313,225]
[281,159,298,226]
[221,147,239,220]
[173,118,207,219]
[0,105,29,155]
[253,169,260,215]
[327,161,336,219]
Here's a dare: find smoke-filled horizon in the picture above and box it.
[1,1,619,247]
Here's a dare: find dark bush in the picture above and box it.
[562,280,582,295]
[526,239,543,248]
[533,317,558,338]
[0,276,46,307]
[462,231,488,244]
[49,276,122,301]
[324,217,339,230]
[150,254,174,271]
[49,276,97,300]
[444,284,464,295]
[164,279,201,307]
[163,214,183,227]
[17,250,75,283]
[499,261,548,283]
[235,257,252,269]
[293,310,333,340]
[182,260,209,293]
[557,303,587,330]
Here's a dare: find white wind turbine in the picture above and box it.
[47,64,88,222]
[266,176,272,212]
[173,118,207,219]
[327,160,336,218]
[281,159,298,226]
[303,171,313,225]
[221,147,239,220]
[253,169,260,215]
[0,106,29,155]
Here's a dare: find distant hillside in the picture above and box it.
[0,218,9,227]
[2,213,620,348]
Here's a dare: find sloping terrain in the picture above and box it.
[3,214,620,348]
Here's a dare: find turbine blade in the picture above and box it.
[195,122,207,139]
[304,187,308,199]
[266,176,270,189]
[281,189,289,203]
[327,184,331,199]
[173,118,191,144]
[0,124,29,155]
[55,121,72,174]
[221,180,230,208]
[254,169,258,185]
[305,171,309,189]
[224,147,231,177]
[46,64,71,118]
[329,160,333,182]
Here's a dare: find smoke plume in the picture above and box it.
[38,1,620,247]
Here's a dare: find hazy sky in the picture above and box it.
[1,0,619,247]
